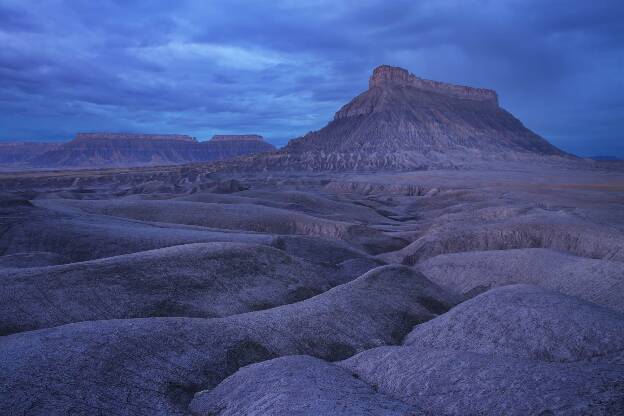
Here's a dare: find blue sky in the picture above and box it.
[0,0,622,156]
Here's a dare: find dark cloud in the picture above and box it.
[0,0,622,156]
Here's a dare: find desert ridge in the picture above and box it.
[1,132,276,169]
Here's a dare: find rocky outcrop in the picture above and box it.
[238,64,568,171]
[366,64,498,104]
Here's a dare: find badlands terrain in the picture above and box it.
[0,133,276,170]
[1,161,623,416]
[1,66,624,415]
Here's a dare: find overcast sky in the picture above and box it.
[1,0,622,156]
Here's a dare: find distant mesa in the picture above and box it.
[0,142,61,166]
[201,134,276,163]
[240,64,570,171]
[210,134,266,142]
[74,133,197,142]
[2,132,275,170]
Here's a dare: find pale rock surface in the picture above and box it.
[0,265,457,416]
[404,284,624,362]
[0,242,376,335]
[38,198,407,254]
[382,207,624,264]
[418,248,624,312]
[341,347,624,415]
[0,251,68,269]
[190,355,421,416]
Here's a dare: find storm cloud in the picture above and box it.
[0,0,622,155]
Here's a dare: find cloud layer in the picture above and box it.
[0,0,622,156]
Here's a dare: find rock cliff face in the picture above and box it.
[366,65,498,104]
[210,134,266,142]
[23,133,275,169]
[0,142,60,167]
[243,65,567,171]
[203,135,276,161]
[31,133,202,168]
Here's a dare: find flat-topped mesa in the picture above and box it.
[210,134,265,142]
[369,65,498,105]
[74,133,197,142]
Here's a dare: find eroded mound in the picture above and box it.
[0,251,69,269]
[0,265,457,416]
[2,162,623,415]
[404,284,624,362]
[44,198,357,236]
[37,198,406,254]
[341,347,624,415]
[178,189,390,223]
[383,208,624,264]
[189,355,421,416]
[0,201,271,262]
[418,248,624,312]
[337,282,624,415]
[0,242,374,335]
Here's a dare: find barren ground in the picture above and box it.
[1,160,623,415]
